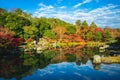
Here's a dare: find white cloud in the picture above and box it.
[38,5,54,11]
[38,3,54,12]
[73,0,92,8]
[33,3,120,28]
[38,3,46,7]
[34,3,55,17]
[59,6,66,9]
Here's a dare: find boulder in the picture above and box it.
[93,55,101,64]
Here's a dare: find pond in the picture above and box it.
[0,46,120,80]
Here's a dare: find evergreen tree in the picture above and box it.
[103,27,111,41]
[94,32,102,41]
[90,22,97,28]
[75,20,81,27]
[81,20,88,29]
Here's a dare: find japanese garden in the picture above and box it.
[0,6,120,80]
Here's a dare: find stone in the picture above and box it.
[93,55,101,64]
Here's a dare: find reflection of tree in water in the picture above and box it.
[93,64,101,70]
[0,50,54,80]
[110,37,120,49]
[81,47,101,55]
[50,46,83,63]
[0,55,30,80]
[65,54,76,62]
[0,46,105,79]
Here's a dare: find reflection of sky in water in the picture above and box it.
[0,61,120,80]
[20,61,120,80]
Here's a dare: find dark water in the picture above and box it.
[0,47,120,80]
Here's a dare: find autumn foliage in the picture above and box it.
[0,27,22,48]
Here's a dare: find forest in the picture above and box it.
[0,8,120,52]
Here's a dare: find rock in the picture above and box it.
[99,46,105,50]
[36,47,42,51]
[99,49,105,52]
[103,60,112,64]
[93,55,101,64]
[104,45,109,48]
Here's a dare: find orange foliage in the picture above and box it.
[0,28,14,48]
[61,34,85,42]
[94,28,103,32]
[26,38,33,43]
[54,26,66,35]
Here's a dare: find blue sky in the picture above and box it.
[0,0,120,28]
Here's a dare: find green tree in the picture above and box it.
[0,12,8,27]
[39,19,51,37]
[94,32,102,41]
[0,8,8,27]
[14,8,22,14]
[48,18,68,28]
[103,27,111,41]
[90,22,97,28]
[23,26,38,40]
[75,20,81,27]
[0,8,7,13]
[43,30,55,39]
[81,20,88,29]
[32,17,51,37]
[85,31,93,41]
[5,13,31,37]
[65,25,76,34]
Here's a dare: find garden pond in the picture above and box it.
[0,46,120,80]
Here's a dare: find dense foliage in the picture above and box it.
[0,8,120,44]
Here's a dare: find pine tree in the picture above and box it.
[90,22,97,28]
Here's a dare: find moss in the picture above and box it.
[57,42,86,47]
[101,56,120,63]
[86,41,105,47]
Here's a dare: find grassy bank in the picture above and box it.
[101,56,120,63]
[57,42,86,47]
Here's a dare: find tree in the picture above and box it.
[103,27,111,41]
[81,20,88,29]
[0,13,8,27]
[85,31,93,41]
[23,26,38,40]
[0,8,7,13]
[5,13,31,37]
[48,18,68,28]
[90,22,97,28]
[14,8,22,14]
[43,30,55,39]
[54,26,66,41]
[31,17,51,37]
[65,25,76,34]
[0,8,8,27]
[0,27,22,50]
[75,20,81,27]
[0,28,14,48]
[94,32,102,41]
[39,19,51,37]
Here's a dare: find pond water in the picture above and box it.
[0,47,120,80]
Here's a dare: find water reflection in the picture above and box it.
[21,61,120,80]
[0,46,120,80]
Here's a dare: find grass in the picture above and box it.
[101,56,120,63]
[57,42,86,47]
